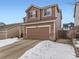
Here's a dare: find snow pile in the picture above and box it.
[0,38,19,47]
[73,39,79,47]
[19,40,79,59]
[75,41,79,47]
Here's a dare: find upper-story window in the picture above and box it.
[43,8,51,16]
[30,10,36,18]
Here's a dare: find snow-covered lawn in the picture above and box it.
[19,40,79,59]
[72,39,79,47]
[0,38,19,47]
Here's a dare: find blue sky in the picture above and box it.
[0,0,75,24]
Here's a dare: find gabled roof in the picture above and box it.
[25,4,60,13]
[41,4,58,9]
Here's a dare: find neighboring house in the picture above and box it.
[0,23,23,39]
[0,22,5,26]
[23,4,62,40]
[74,2,79,26]
[63,22,74,30]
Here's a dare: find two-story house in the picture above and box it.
[74,2,79,26]
[23,4,62,40]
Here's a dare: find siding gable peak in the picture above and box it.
[25,5,40,12]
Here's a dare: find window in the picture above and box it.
[30,10,36,18]
[44,8,51,16]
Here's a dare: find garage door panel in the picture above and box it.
[26,27,49,39]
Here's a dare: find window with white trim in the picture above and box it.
[30,10,36,18]
[43,8,51,16]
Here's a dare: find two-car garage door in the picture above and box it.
[26,26,50,39]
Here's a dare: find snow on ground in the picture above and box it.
[73,39,79,47]
[0,38,19,47]
[19,40,79,59]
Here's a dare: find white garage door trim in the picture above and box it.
[26,24,55,40]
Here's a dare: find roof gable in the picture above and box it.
[25,5,40,12]
[25,4,60,13]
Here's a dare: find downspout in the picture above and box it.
[53,22,56,40]
[19,26,21,38]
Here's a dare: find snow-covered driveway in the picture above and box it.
[0,38,19,47]
[19,40,79,59]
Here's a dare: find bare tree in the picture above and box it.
[67,26,79,39]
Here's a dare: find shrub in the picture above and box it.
[67,26,79,39]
